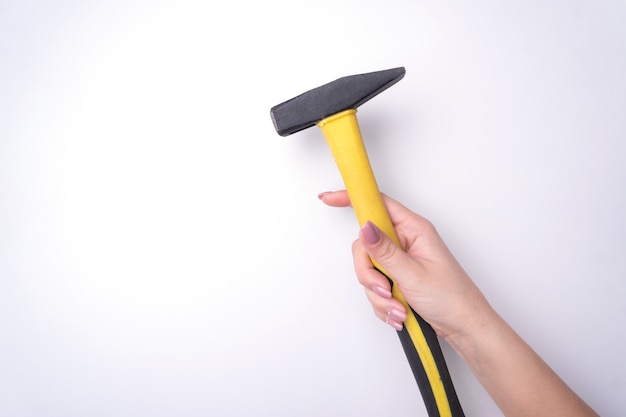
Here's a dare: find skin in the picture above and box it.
[318,190,599,417]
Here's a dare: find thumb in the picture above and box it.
[360,220,421,287]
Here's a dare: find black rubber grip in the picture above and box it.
[383,271,465,417]
[397,307,465,417]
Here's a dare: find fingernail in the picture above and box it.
[361,221,381,244]
[389,309,407,322]
[386,317,403,331]
[372,285,392,299]
[317,192,329,200]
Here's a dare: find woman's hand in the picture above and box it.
[319,190,600,417]
[319,190,492,342]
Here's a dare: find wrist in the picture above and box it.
[444,299,504,362]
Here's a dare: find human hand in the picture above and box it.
[320,191,600,417]
[319,190,492,342]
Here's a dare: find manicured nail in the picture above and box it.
[372,285,392,299]
[361,221,381,244]
[386,317,403,331]
[389,309,407,322]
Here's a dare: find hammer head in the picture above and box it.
[270,67,405,137]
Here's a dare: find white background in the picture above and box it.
[1,1,625,416]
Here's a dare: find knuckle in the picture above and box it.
[423,219,437,235]
[418,217,439,238]
[355,270,368,286]
[376,240,398,263]
[351,239,360,255]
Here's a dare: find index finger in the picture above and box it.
[319,190,420,226]
[318,190,351,207]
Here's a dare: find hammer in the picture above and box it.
[270,68,464,417]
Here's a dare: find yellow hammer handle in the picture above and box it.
[318,110,400,246]
[317,109,464,417]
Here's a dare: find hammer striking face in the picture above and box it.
[270,67,405,137]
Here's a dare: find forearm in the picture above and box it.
[447,305,599,417]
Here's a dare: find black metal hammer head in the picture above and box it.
[270,67,405,137]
